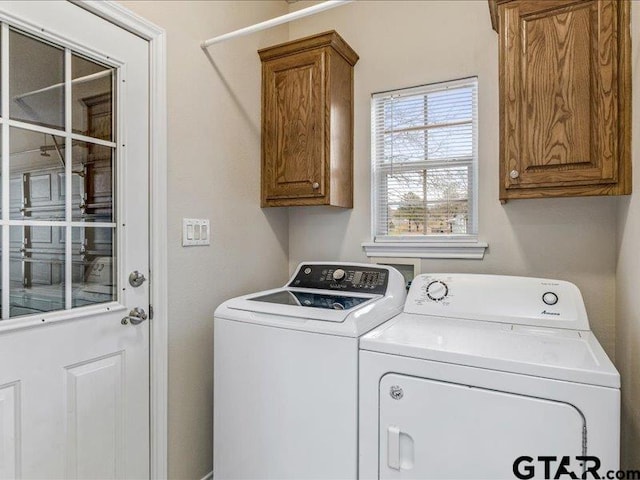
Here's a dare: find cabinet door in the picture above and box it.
[500,0,621,195]
[379,373,584,479]
[262,49,326,203]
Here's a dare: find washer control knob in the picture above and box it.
[332,269,346,282]
[542,291,558,306]
[426,280,449,301]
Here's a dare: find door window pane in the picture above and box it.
[1,26,118,321]
[9,128,66,220]
[10,225,65,317]
[72,55,114,141]
[72,142,114,223]
[10,30,65,130]
[72,227,115,307]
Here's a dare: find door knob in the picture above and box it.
[312,182,320,190]
[510,170,520,179]
[121,307,148,326]
[129,270,146,287]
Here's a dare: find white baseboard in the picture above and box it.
[200,471,213,480]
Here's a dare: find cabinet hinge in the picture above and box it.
[582,424,587,456]
[149,304,154,320]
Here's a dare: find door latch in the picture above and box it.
[121,307,148,326]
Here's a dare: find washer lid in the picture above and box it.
[224,287,380,323]
[249,290,372,311]
[360,313,620,388]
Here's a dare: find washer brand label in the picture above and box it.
[513,456,640,479]
[541,310,561,316]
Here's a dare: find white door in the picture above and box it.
[0,1,150,478]
[379,374,585,479]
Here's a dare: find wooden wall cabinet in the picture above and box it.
[259,31,358,208]
[490,0,631,201]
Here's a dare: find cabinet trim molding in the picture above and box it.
[258,30,359,66]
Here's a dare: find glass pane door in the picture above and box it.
[0,25,118,319]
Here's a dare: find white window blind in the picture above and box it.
[371,77,478,241]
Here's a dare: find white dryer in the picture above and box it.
[359,274,619,479]
[214,262,406,479]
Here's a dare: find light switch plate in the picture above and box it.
[183,218,210,246]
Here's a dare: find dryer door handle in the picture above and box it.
[387,425,401,470]
[387,425,415,471]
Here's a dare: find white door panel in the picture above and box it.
[379,373,584,479]
[65,353,125,480]
[0,382,17,479]
[0,1,150,478]
[0,311,149,478]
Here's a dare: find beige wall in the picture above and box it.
[287,0,617,357]
[119,2,290,478]
[616,2,640,470]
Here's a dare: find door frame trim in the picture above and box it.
[73,2,168,478]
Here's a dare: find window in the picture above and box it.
[0,27,117,319]
[363,77,485,259]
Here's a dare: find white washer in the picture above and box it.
[214,262,406,479]
[359,274,620,480]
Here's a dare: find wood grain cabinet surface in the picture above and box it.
[259,31,358,207]
[489,0,631,201]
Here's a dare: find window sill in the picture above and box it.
[361,239,488,260]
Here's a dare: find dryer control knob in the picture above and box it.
[426,280,449,301]
[542,291,558,306]
[333,269,346,282]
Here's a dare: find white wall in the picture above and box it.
[616,2,640,470]
[287,0,618,358]
[119,2,290,478]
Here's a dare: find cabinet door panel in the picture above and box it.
[263,50,325,201]
[502,0,619,191]
[524,3,592,169]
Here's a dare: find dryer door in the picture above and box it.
[379,373,584,479]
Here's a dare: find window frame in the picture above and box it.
[363,77,487,260]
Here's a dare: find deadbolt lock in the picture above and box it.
[129,270,147,288]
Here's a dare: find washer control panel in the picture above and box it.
[288,264,389,294]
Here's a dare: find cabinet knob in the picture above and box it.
[312,182,320,190]
[510,170,520,179]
